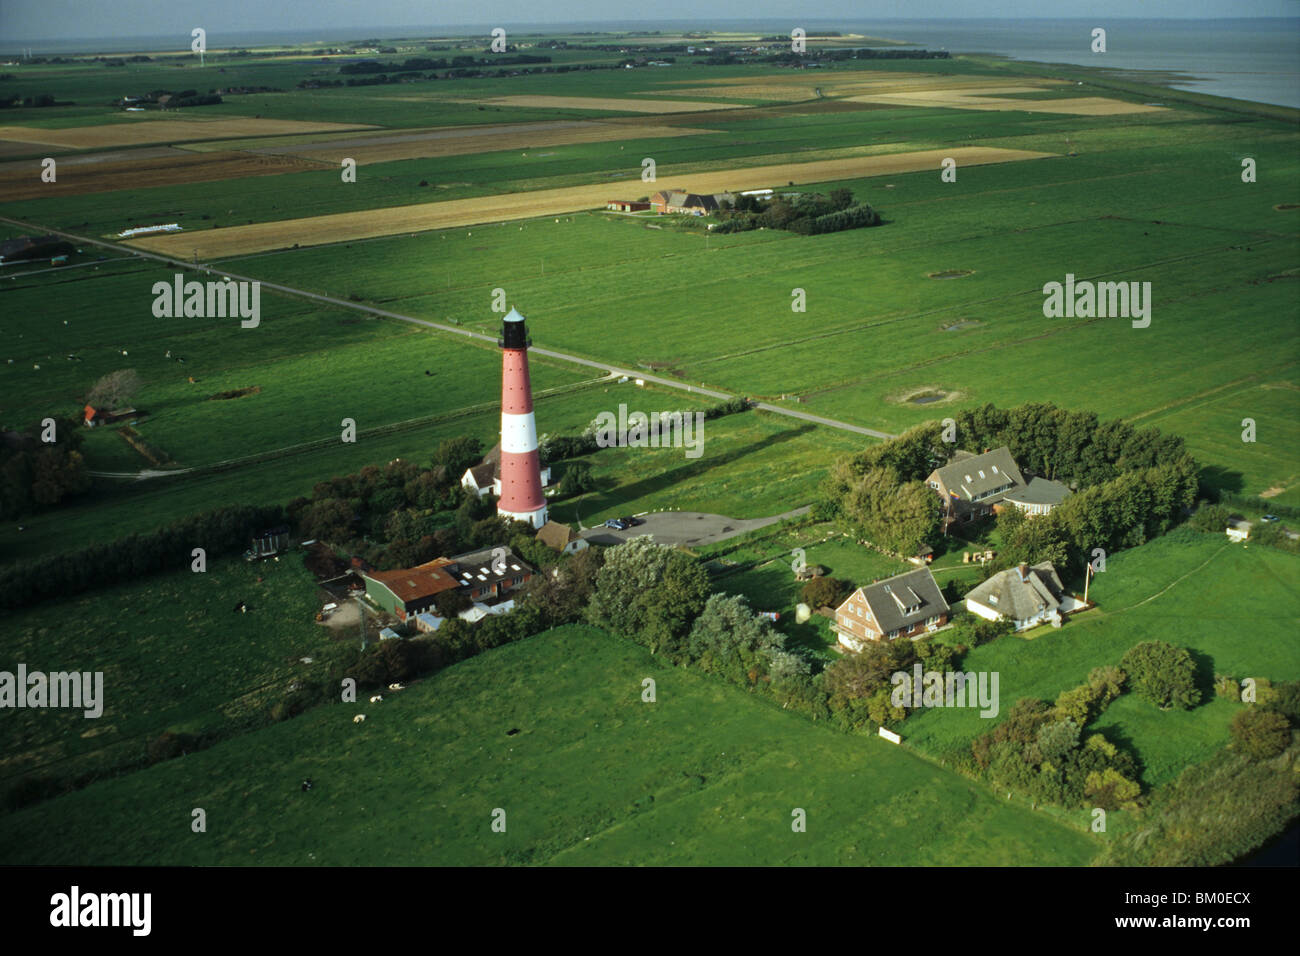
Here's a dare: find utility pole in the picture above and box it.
[1083,561,1093,605]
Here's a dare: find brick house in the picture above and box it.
[832,567,950,652]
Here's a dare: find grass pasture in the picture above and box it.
[0,554,352,792]
[0,624,1098,866]
[903,529,1300,789]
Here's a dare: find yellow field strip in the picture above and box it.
[127,145,1056,259]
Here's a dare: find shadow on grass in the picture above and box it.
[553,423,817,521]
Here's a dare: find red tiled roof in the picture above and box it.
[365,559,462,604]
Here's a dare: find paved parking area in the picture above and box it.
[579,506,809,548]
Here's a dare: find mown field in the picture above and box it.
[0,624,1098,866]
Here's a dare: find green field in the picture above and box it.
[0,624,1098,866]
[1,33,1296,866]
[902,528,1300,789]
[0,554,353,790]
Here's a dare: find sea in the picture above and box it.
[2,19,1300,107]
[2,17,1297,109]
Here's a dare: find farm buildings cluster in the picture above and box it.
[605,188,738,216]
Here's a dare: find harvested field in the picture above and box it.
[845,88,1166,115]
[254,120,717,165]
[0,118,377,150]
[652,73,1064,102]
[467,95,746,113]
[0,139,72,159]
[128,145,1055,259]
[0,151,324,201]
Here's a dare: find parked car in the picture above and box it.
[604,518,630,530]
[1262,514,1280,523]
[622,516,642,527]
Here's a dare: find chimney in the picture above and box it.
[495,307,547,530]
[1018,562,1029,582]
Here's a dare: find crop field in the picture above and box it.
[0,150,322,201]
[0,117,376,149]
[265,120,718,165]
[122,145,1054,258]
[0,625,1098,866]
[465,94,749,112]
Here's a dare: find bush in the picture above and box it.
[1120,640,1201,710]
[1189,503,1233,532]
[800,576,847,610]
[1231,707,1292,760]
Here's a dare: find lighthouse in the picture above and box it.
[496,307,547,529]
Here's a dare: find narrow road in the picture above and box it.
[2,215,895,441]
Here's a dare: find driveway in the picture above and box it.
[579,506,810,548]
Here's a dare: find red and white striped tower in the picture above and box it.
[497,307,547,529]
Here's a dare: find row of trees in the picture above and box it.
[285,435,538,570]
[0,503,284,610]
[817,404,1201,571]
[950,402,1190,488]
[713,189,881,236]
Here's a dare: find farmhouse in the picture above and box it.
[362,560,462,622]
[362,547,536,623]
[605,200,650,212]
[82,404,136,428]
[964,561,1081,630]
[926,447,1025,523]
[648,189,736,215]
[461,443,551,499]
[832,567,950,652]
[536,519,588,555]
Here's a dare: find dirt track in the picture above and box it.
[128,145,1056,259]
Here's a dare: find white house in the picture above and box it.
[964,562,1081,630]
[461,442,551,499]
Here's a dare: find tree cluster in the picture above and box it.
[713,189,880,236]
[0,418,91,518]
[970,672,1140,811]
[0,503,284,610]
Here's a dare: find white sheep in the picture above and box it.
[369,694,383,703]
[387,683,404,691]
[353,714,366,723]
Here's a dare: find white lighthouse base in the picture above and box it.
[499,504,548,530]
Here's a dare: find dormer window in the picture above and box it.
[978,470,985,478]
[989,594,999,605]
[991,465,999,474]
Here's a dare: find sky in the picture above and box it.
[2,0,1297,41]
